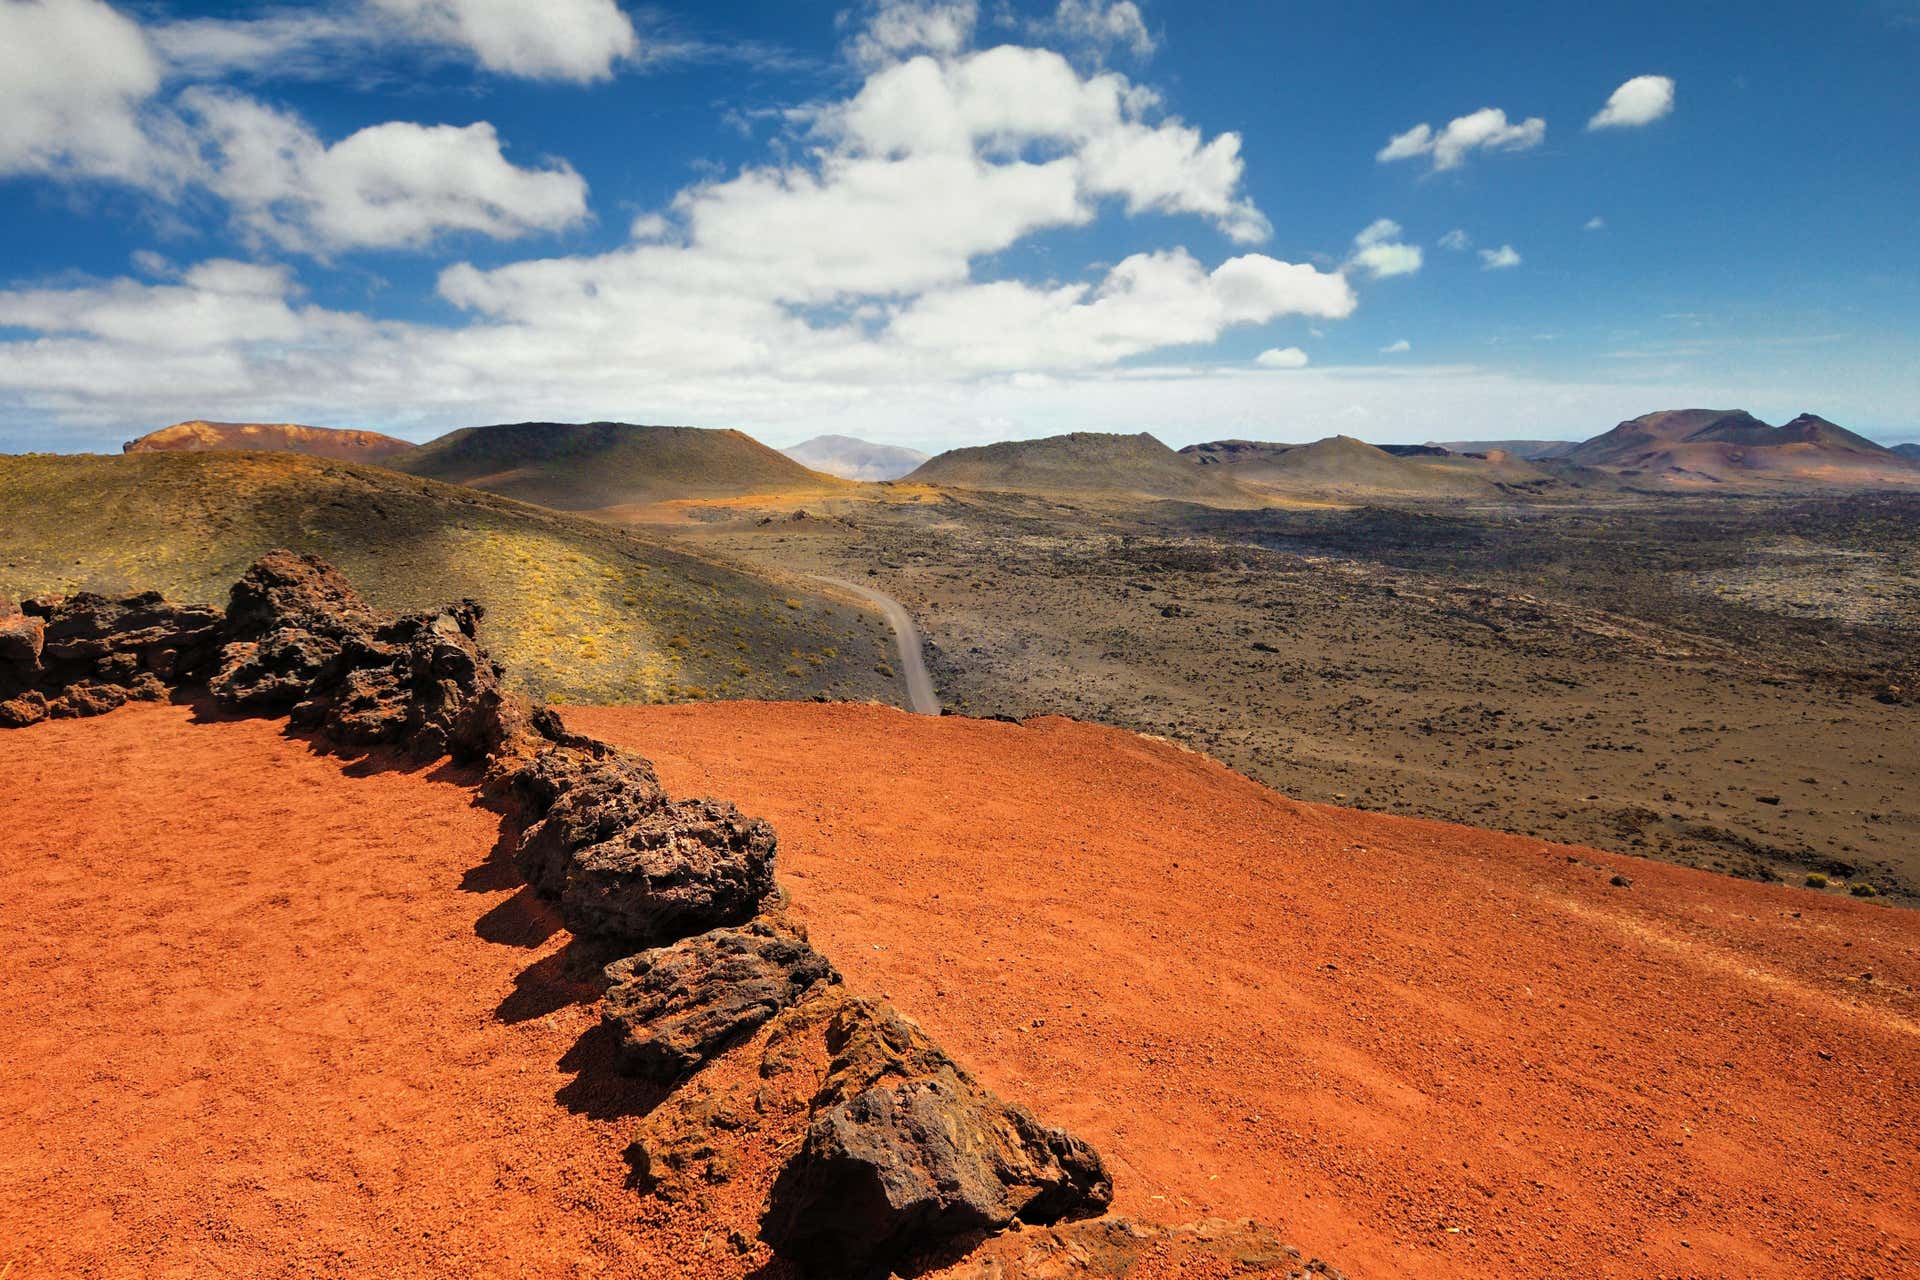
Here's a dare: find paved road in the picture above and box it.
[810,574,940,715]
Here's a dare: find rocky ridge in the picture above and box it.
[0,552,1201,1278]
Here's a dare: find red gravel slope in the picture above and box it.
[569,702,1920,1280]
[2,700,1915,1279]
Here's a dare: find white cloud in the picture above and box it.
[1439,228,1471,251]
[150,0,640,83]
[1256,346,1309,369]
[1479,244,1522,270]
[1584,216,1606,231]
[1036,0,1156,59]
[0,9,1364,444]
[182,90,589,253]
[0,0,173,185]
[1588,75,1675,130]
[1348,218,1422,279]
[0,259,375,357]
[846,0,978,68]
[369,0,638,81]
[1380,339,1411,354]
[825,44,1269,243]
[1377,106,1546,172]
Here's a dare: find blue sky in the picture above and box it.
[1,0,1915,453]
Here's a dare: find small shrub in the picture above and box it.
[785,598,803,610]
[667,634,689,649]
[785,665,804,678]
[1850,883,1879,898]
[1805,873,1830,888]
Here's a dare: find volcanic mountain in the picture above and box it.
[780,434,928,482]
[1889,442,1920,460]
[1564,409,1920,488]
[396,422,847,514]
[1182,435,1558,500]
[0,450,896,706]
[124,419,417,462]
[906,431,1261,505]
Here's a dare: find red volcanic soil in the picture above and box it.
[570,703,1920,1280]
[2,699,1916,1279]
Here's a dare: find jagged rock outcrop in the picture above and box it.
[0,591,222,727]
[603,917,839,1083]
[511,745,667,894]
[560,797,777,945]
[763,994,1113,1275]
[210,551,522,761]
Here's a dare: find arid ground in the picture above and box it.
[4,699,1914,1279]
[678,489,1920,902]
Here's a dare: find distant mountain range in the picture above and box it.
[781,434,928,481]
[124,420,416,463]
[100,410,1920,511]
[1560,409,1919,489]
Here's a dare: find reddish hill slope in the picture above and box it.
[4,700,1915,1279]
[571,702,1920,1280]
[123,419,416,462]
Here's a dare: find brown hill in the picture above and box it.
[0,451,899,706]
[124,419,416,462]
[907,432,1262,506]
[1183,435,1558,499]
[397,421,847,513]
[1435,438,1581,459]
[10,699,1909,1277]
[1565,409,1920,489]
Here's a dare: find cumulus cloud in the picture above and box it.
[183,90,589,253]
[1377,107,1545,172]
[1256,346,1309,369]
[1034,0,1156,60]
[1588,75,1675,130]
[825,44,1270,243]
[1380,339,1411,354]
[1584,216,1606,231]
[1479,244,1522,270]
[1439,228,1471,251]
[846,0,978,68]
[0,6,1358,442]
[1348,217,1422,279]
[0,0,174,185]
[149,0,640,83]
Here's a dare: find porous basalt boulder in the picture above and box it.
[211,551,525,761]
[762,995,1112,1276]
[317,602,524,762]
[558,797,776,945]
[511,745,666,894]
[210,552,384,713]
[603,918,839,1083]
[0,591,222,726]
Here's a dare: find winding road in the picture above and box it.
[809,574,940,715]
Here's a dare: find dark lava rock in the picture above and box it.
[511,745,667,894]
[0,590,221,725]
[211,552,524,762]
[558,797,776,946]
[210,552,383,713]
[603,918,839,1083]
[763,996,1111,1276]
[316,601,523,762]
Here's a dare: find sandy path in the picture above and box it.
[808,573,940,714]
[570,701,1920,1280]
